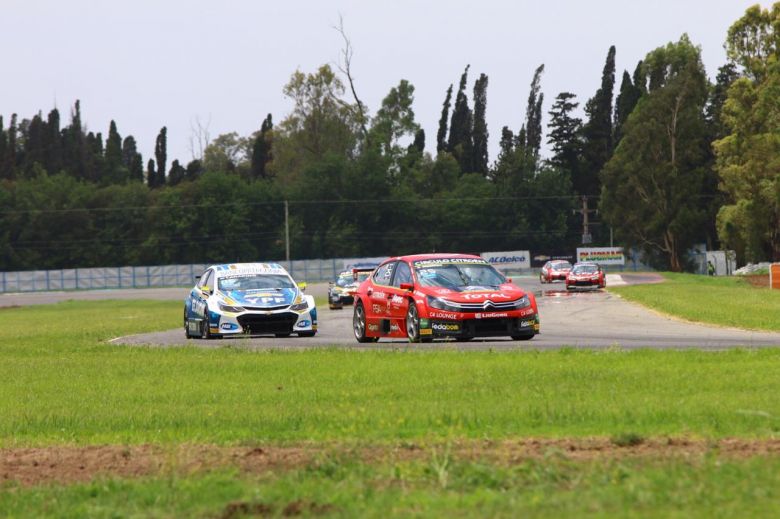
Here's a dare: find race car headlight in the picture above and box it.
[513,296,531,309]
[218,302,245,313]
[427,296,458,311]
[290,300,309,312]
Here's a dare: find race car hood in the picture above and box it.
[424,284,526,303]
[219,288,298,308]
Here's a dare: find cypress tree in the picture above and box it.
[0,116,6,179]
[447,65,473,173]
[185,159,203,181]
[614,70,641,143]
[146,158,156,187]
[436,84,453,153]
[580,45,616,196]
[168,159,186,185]
[6,114,18,180]
[105,120,124,183]
[408,128,425,155]
[154,127,167,187]
[24,114,46,175]
[523,64,545,164]
[121,136,144,182]
[547,92,582,177]
[251,114,273,179]
[471,73,489,175]
[44,109,62,174]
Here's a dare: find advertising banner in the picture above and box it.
[530,251,576,268]
[576,247,625,265]
[480,250,531,270]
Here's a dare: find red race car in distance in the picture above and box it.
[539,260,572,283]
[352,253,540,343]
[565,262,606,290]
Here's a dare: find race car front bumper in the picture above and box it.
[422,313,540,339]
[214,307,317,335]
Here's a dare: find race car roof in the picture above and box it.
[209,263,289,278]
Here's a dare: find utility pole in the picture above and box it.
[284,200,290,262]
[573,196,598,244]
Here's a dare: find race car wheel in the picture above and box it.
[539,274,546,284]
[406,302,422,343]
[353,301,378,343]
[511,333,534,341]
[200,313,213,340]
[184,309,193,339]
[275,333,291,338]
[298,331,316,337]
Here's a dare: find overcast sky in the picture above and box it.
[1,0,771,169]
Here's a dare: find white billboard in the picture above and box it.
[577,247,625,265]
[480,250,531,270]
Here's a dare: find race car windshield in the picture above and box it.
[335,275,353,288]
[415,263,506,289]
[573,265,598,274]
[552,261,572,270]
[218,274,295,291]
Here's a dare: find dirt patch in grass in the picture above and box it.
[4,438,780,487]
[741,274,769,288]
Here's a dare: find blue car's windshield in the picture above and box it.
[218,274,295,291]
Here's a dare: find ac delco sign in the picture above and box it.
[480,251,531,270]
[577,247,625,265]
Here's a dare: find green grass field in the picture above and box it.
[4,456,780,518]
[3,298,780,516]
[611,273,780,331]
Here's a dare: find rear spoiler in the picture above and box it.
[352,267,375,280]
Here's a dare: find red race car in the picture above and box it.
[539,260,572,283]
[565,262,606,290]
[352,253,540,343]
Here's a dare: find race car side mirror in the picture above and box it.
[506,277,513,283]
[202,286,212,296]
[399,282,414,291]
[298,282,307,292]
[328,281,334,287]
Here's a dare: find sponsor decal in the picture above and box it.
[520,319,535,328]
[474,312,509,319]
[390,322,401,332]
[576,247,625,265]
[419,318,430,328]
[420,328,433,335]
[432,322,461,332]
[368,323,379,332]
[220,323,238,330]
[413,258,488,268]
[390,294,405,306]
[429,311,458,320]
[520,308,535,317]
[296,320,311,328]
[372,304,383,314]
[480,250,531,270]
[461,292,512,300]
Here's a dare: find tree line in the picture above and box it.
[1,3,777,271]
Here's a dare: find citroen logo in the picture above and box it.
[482,301,495,310]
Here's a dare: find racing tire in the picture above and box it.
[184,309,193,339]
[275,333,291,338]
[298,331,316,338]
[200,313,213,340]
[406,302,425,343]
[511,333,535,341]
[539,274,546,284]
[353,301,378,343]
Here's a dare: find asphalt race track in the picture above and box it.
[5,274,780,349]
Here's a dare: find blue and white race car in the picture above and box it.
[184,263,317,339]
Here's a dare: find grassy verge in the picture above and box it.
[610,272,780,332]
[3,456,780,517]
[3,300,780,446]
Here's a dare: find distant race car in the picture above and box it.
[184,262,317,339]
[328,265,377,309]
[565,262,606,290]
[539,260,572,283]
[352,253,539,343]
